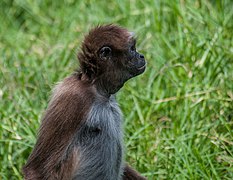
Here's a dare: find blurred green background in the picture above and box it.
[0,0,233,179]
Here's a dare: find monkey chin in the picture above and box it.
[130,61,147,77]
[137,62,147,72]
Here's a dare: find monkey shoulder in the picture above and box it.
[49,75,96,111]
[40,75,96,134]
[54,75,95,98]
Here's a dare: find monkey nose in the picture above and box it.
[139,54,144,59]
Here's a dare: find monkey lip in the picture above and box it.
[137,62,147,70]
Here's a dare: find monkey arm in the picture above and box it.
[123,164,147,180]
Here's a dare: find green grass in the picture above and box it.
[0,0,233,179]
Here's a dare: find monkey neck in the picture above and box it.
[94,74,126,98]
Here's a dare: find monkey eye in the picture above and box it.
[99,46,112,60]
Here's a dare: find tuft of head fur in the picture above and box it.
[77,25,132,80]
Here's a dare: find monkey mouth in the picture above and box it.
[138,64,146,70]
[137,62,147,71]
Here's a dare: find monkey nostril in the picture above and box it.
[139,54,144,59]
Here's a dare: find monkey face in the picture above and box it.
[98,37,146,79]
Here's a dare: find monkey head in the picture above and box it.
[78,24,146,95]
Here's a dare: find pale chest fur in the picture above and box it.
[73,95,124,180]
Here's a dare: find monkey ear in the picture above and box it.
[99,46,112,61]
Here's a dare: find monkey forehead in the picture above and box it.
[83,24,133,51]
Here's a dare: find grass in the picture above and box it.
[0,0,233,179]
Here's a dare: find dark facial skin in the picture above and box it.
[126,38,146,76]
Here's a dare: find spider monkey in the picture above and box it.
[23,24,147,180]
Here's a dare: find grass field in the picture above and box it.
[0,0,233,179]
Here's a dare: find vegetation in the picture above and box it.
[0,0,232,179]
